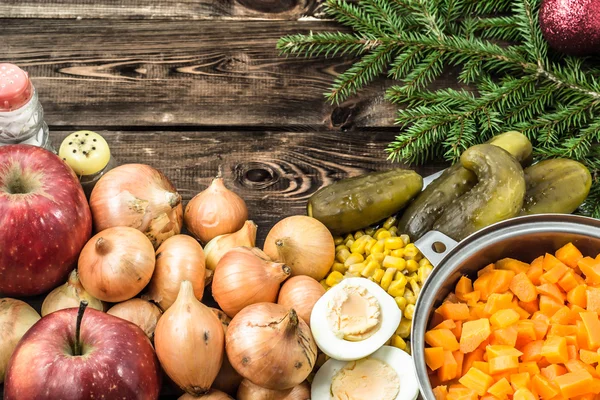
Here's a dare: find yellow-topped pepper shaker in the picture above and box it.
[59,130,117,197]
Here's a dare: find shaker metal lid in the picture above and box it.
[0,63,33,112]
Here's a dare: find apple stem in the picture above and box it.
[74,300,88,356]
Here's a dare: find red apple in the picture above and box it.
[4,304,162,399]
[0,144,92,296]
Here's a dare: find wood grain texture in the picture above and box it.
[0,18,397,130]
[0,0,323,20]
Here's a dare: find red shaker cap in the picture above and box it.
[0,63,33,112]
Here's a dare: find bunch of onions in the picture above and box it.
[237,380,310,400]
[212,247,290,317]
[144,235,206,310]
[178,390,232,400]
[107,299,162,339]
[203,220,257,285]
[263,216,335,281]
[226,303,317,390]
[90,163,183,249]
[184,176,248,244]
[155,281,224,396]
[78,226,156,302]
[277,276,325,326]
[0,299,40,383]
[210,308,243,396]
[41,269,104,316]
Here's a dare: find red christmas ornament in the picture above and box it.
[539,0,600,56]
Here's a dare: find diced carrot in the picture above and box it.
[475,270,515,302]
[531,310,551,322]
[462,348,484,375]
[581,349,600,365]
[472,361,490,374]
[510,272,538,302]
[516,320,537,347]
[581,311,600,350]
[458,367,495,395]
[569,285,589,309]
[488,355,519,375]
[426,329,461,351]
[543,253,569,272]
[511,303,532,320]
[434,319,457,330]
[456,276,473,302]
[453,351,465,378]
[510,372,531,391]
[554,369,595,398]
[476,338,490,353]
[537,283,567,303]
[518,361,540,375]
[429,312,445,329]
[438,350,459,382]
[497,258,530,274]
[568,344,579,360]
[541,363,567,380]
[487,377,514,399]
[549,324,578,336]
[463,291,481,307]
[589,378,600,394]
[540,295,565,317]
[519,299,539,315]
[532,319,549,340]
[490,326,518,347]
[528,256,544,285]
[541,262,570,285]
[479,395,496,400]
[579,257,600,285]
[452,320,463,339]
[588,287,600,313]
[437,302,471,321]
[559,270,580,292]
[531,374,560,400]
[513,387,536,400]
[433,385,448,400]
[447,386,478,400]
[521,340,544,362]
[566,359,600,378]
[556,242,584,268]
[425,347,446,371]
[566,335,579,346]
[571,304,587,320]
[577,320,591,351]
[469,303,487,320]
[551,305,577,325]
[478,264,496,277]
[486,345,523,359]
[483,293,514,315]
[490,309,521,329]
[541,336,569,364]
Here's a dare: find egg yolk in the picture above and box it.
[330,358,400,400]
[326,284,381,341]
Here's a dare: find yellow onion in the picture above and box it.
[210,308,243,396]
[212,247,290,317]
[263,216,334,281]
[0,299,40,383]
[237,380,310,400]
[203,221,257,285]
[78,226,156,302]
[184,177,248,244]
[277,276,325,326]
[107,299,162,339]
[90,163,183,249]
[178,390,232,400]
[41,269,104,316]
[144,235,205,310]
[155,281,224,396]
[226,303,317,390]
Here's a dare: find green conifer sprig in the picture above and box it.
[277,0,600,217]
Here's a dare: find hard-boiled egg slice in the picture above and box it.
[312,345,419,400]
[310,277,401,361]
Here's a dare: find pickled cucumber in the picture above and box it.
[433,144,526,241]
[398,131,533,240]
[307,169,423,235]
[520,159,591,215]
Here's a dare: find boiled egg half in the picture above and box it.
[312,345,419,400]
[310,277,401,361]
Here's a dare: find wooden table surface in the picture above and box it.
[1,1,446,398]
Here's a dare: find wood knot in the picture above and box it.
[331,101,359,131]
[236,162,279,189]
[235,0,304,13]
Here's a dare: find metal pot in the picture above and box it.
[411,214,600,399]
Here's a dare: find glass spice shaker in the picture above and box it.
[58,130,117,198]
[0,63,54,151]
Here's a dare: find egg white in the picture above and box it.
[310,277,402,361]
[311,345,419,400]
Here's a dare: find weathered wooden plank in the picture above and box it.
[0,0,324,20]
[1,19,397,130]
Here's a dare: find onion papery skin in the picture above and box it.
[41,269,105,317]
[226,303,317,391]
[78,226,156,302]
[237,379,311,400]
[263,216,335,281]
[212,247,290,318]
[107,298,163,340]
[178,390,233,400]
[144,234,206,311]
[155,281,225,396]
[277,275,325,326]
[184,177,248,244]
[90,163,183,249]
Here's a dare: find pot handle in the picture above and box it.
[414,231,458,268]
